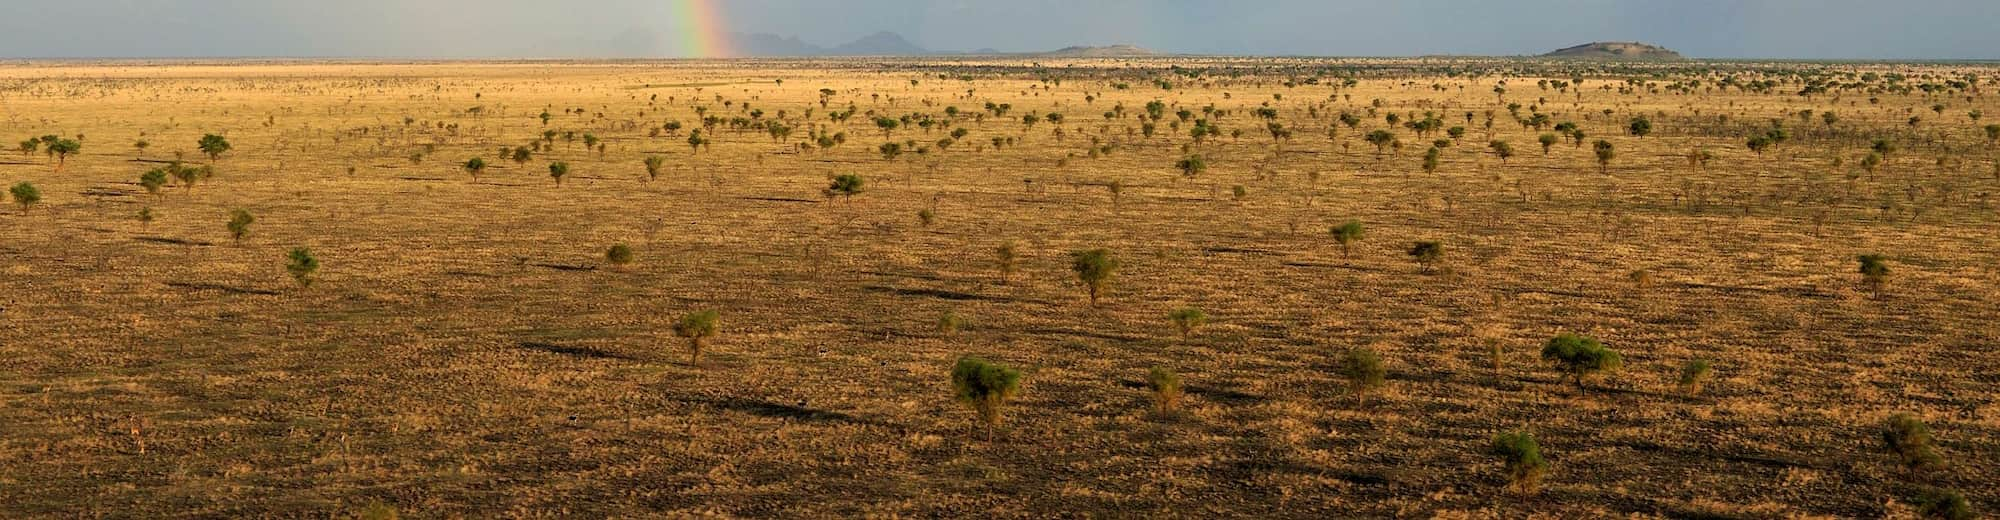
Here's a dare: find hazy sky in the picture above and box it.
[3,0,1997,59]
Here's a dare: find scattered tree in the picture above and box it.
[1408,241,1443,273]
[1146,366,1184,414]
[462,157,486,183]
[10,182,40,214]
[1679,359,1711,395]
[673,310,720,365]
[1858,254,1889,297]
[286,248,319,288]
[1881,413,1943,471]
[605,244,635,267]
[1540,333,1622,390]
[1070,248,1119,305]
[951,355,1022,435]
[1490,430,1548,494]
[226,209,255,244]
[547,162,569,185]
[1168,307,1207,339]
[198,134,231,162]
[1339,347,1387,403]
[1330,220,1364,259]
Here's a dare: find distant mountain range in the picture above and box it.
[728,31,1162,57]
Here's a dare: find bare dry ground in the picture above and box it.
[1,58,1996,518]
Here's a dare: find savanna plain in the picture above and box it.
[0,58,1996,518]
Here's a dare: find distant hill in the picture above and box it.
[727,31,929,57]
[1034,45,1161,58]
[1541,42,1683,60]
[721,33,1161,58]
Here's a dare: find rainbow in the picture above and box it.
[673,0,733,58]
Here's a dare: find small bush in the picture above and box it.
[226,209,255,244]
[673,311,720,366]
[605,244,635,267]
[1678,359,1711,395]
[1882,413,1943,471]
[547,161,569,185]
[1540,333,1622,390]
[1408,241,1443,273]
[1339,347,1387,401]
[1329,220,1364,258]
[916,208,935,227]
[825,173,864,199]
[1168,307,1207,339]
[286,248,319,288]
[1070,249,1119,305]
[936,311,967,335]
[951,356,1022,433]
[1146,366,1183,414]
[1490,430,1547,494]
[995,241,1018,283]
[9,182,39,214]
[1858,254,1889,296]
[1913,487,1974,520]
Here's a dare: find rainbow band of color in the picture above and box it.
[676,0,733,58]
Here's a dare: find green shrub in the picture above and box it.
[226,209,255,244]
[140,168,168,196]
[1329,220,1364,258]
[936,311,967,335]
[1678,359,1711,395]
[916,208,935,227]
[1490,430,1547,493]
[824,173,863,199]
[1146,366,1183,414]
[1882,413,1943,471]
[462,157,486,182]
[606,244,634,267]
[547,161,569,185]
[198,133,231,161]
[1540,333,1622,390]
[1913,487,1974,520]
[286,248,318,288]
[1408,241,1443,273]
[643,155,666,181]
[1339,347,1386,400]
[1858,254,1889,296]
[673,310,719,366]
[1070,249,1119,305]
[951,356,1022,432]
[995,241,1018,283]
[9,182,39,214]
[1168,307,1207,339]
[138,207,154,228]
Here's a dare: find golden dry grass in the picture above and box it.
[0,59,1996,517]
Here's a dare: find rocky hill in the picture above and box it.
[1542,42,1683,60]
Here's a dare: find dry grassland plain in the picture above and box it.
[0,58,1996,517]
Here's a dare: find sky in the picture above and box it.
[2,0,1997,60]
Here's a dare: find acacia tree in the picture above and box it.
[1408,241,1443,273]
[170,163,214,192]
[951,355,1022,437]
[462,157,486,183]
[198,134,231,162]
[286,248,319,288]
[1339,347,1386,404]
[1146,366,1183,414]
[547,161,569,186]
[1540,333,1622,390]
[1330,220,1364,259]
[995,241,1018,283]
[226,209,255,244]
[1858,254,1890,297]
[1168,307,1207,339]
[10,182,40,214]
[1488,140,1514,164]
[643,156,666,182]
[46,138,79,171]
[1071,248,1119,305]
[1365,130,1395,157]
[1593,140,1615,174]
[1538,133,1559,155]
[1176,154,1206,179]
[673,310,720,365]
[824,173,863,200]
[1490,430,1548,494]
[139,168,167,197]
[1627,116,1652,138]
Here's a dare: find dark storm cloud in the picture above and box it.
[3,0,1996,59]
